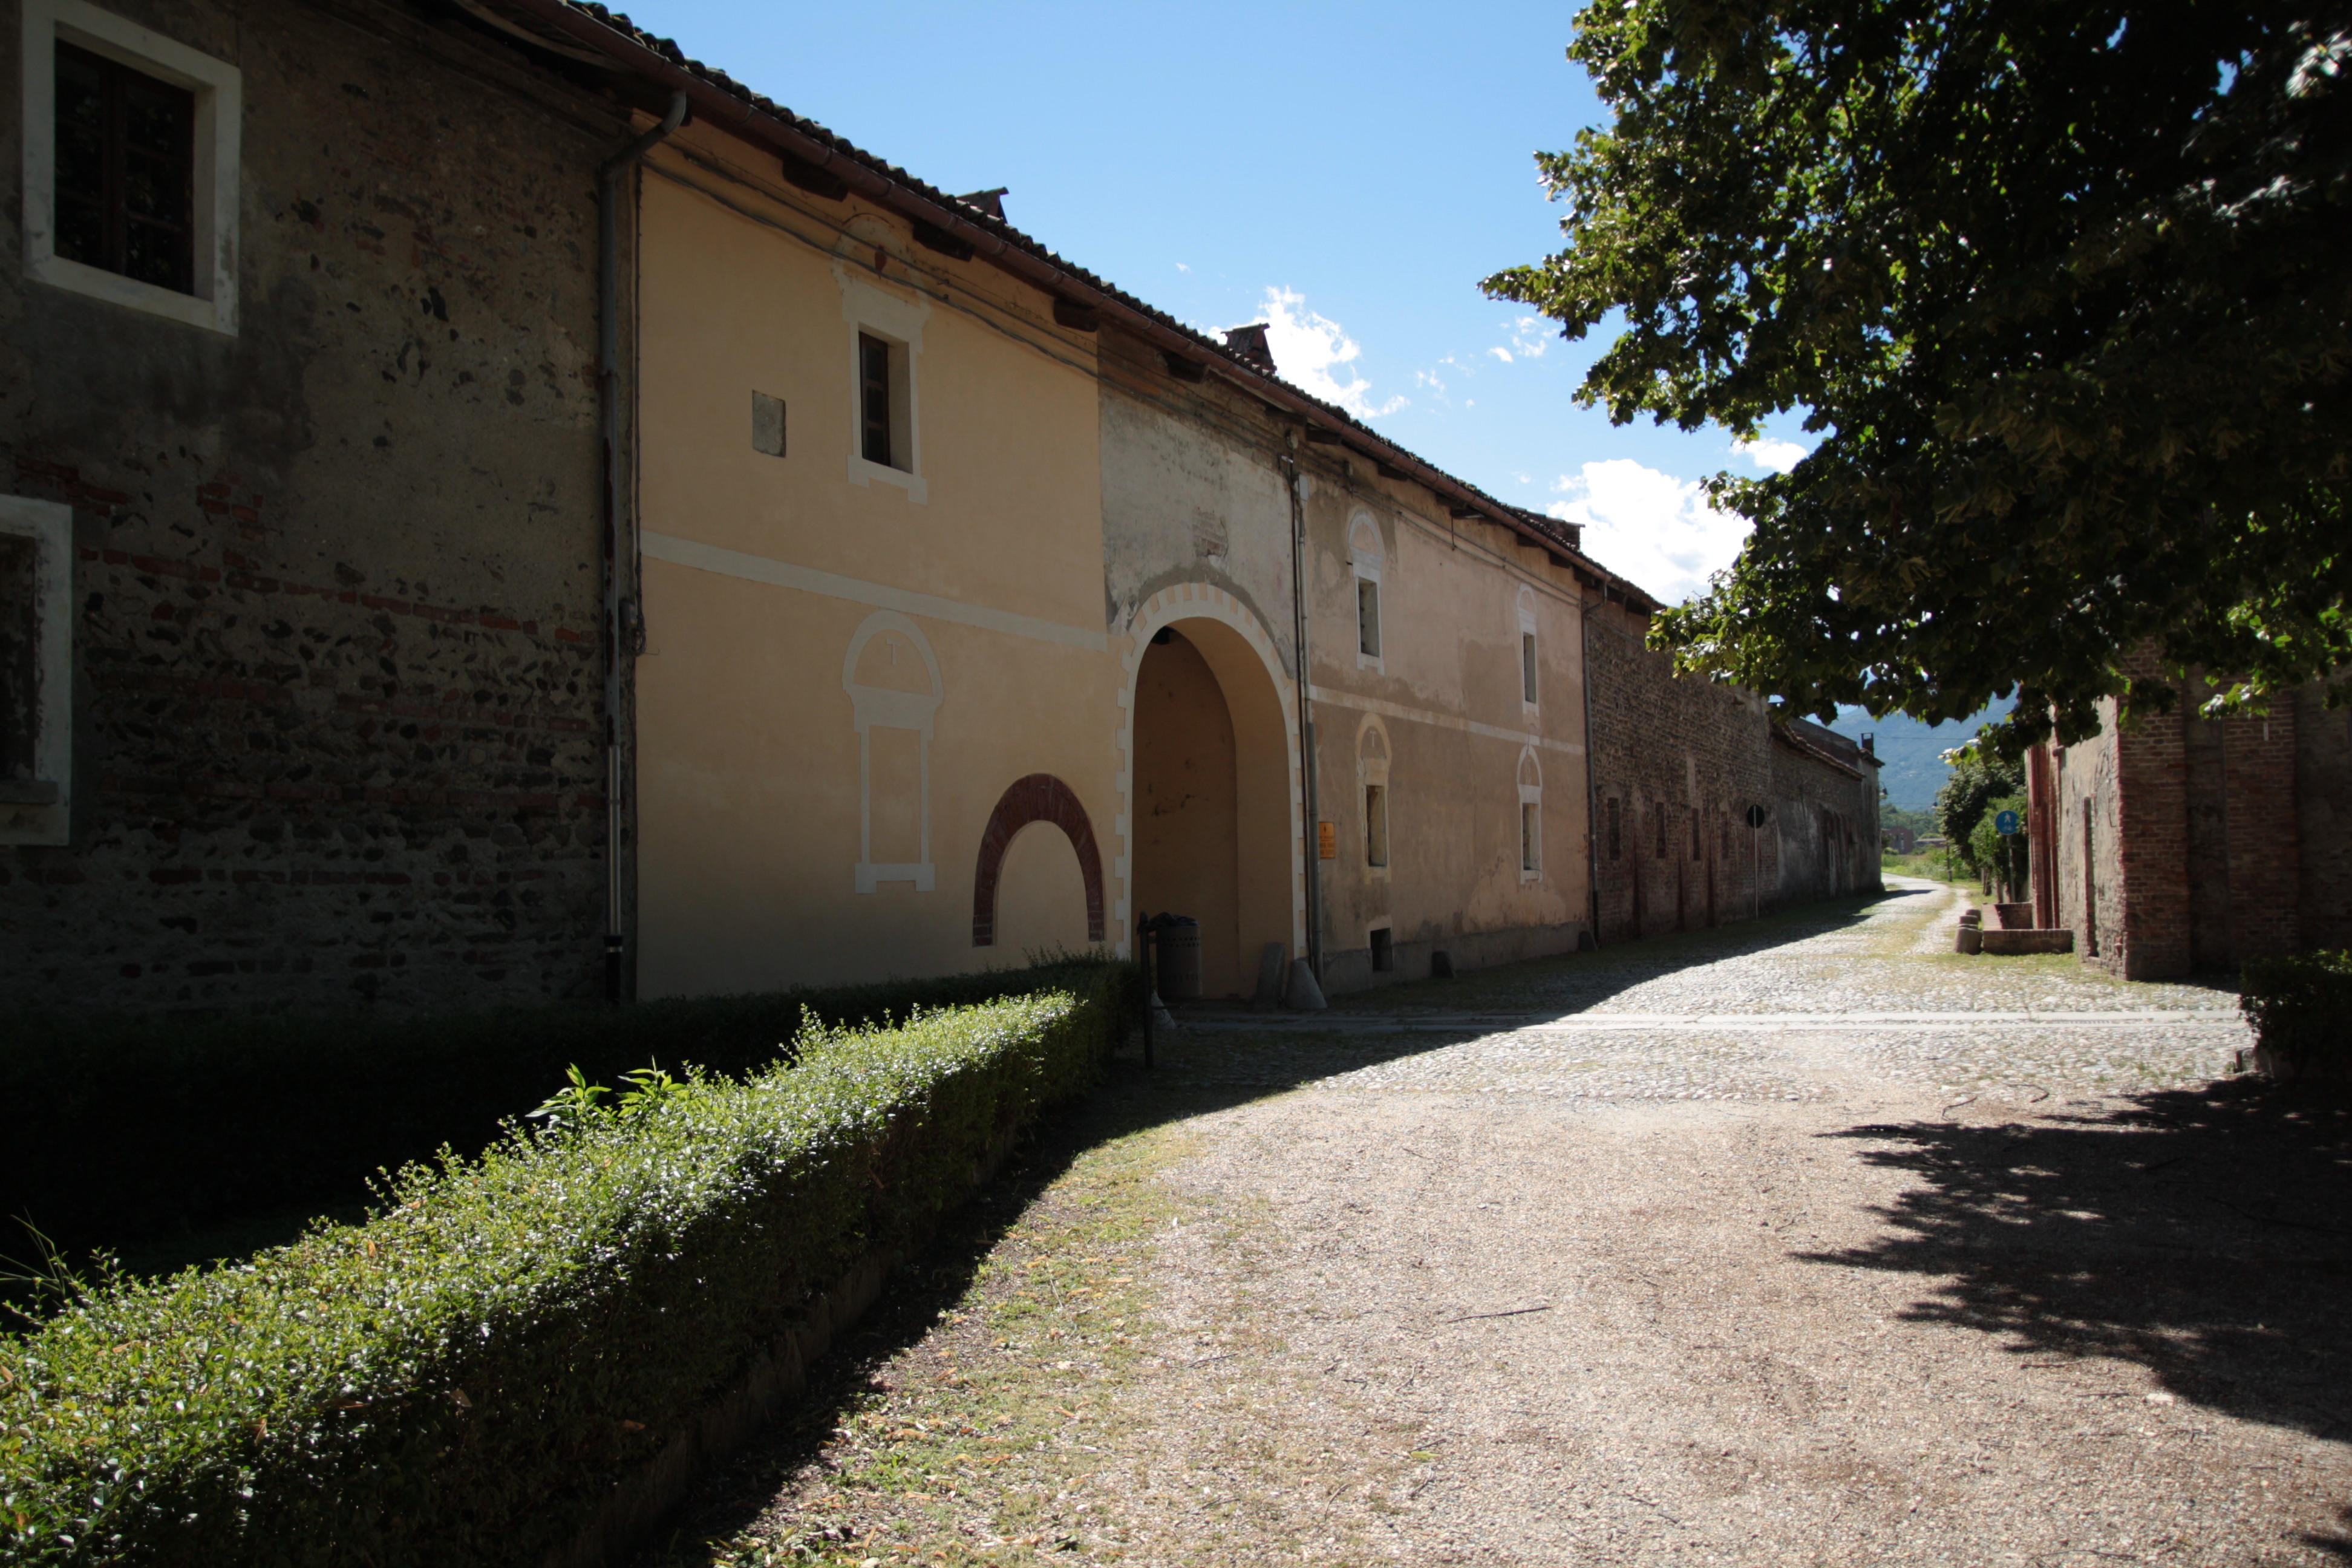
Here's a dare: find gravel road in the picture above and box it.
[666,878,2352,1567]
[1101,879,2348,1565]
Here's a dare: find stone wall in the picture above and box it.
[1584,596,1881,944]
[0,0,632,1013]
[1769,720,1883,903]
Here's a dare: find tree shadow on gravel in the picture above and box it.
[632,1024,1491,1566]
[1805,1079,2352,1560]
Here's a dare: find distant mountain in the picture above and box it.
[1826,697,2017,812]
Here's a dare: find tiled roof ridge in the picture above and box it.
[1498,505,1661,612]
[1771,719,1873,779]
[492,0,1667,606]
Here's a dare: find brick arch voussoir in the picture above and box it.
[972,773,1106,947]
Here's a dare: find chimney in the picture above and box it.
[958,188,1008,221]
[1223,322,1275,371]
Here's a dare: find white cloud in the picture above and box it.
[1175,262,1191,273]
[1247,287,1406,419]
[1547,459,1751,605]
[1487,347,1514,362]
[1508,316,1553,358]
[1732,436,1808,474]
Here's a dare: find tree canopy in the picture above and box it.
[1488,0,2352,750]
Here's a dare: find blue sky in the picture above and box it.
[614,0,1818,604]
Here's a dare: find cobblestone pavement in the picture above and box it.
[1160,877,2249,1104]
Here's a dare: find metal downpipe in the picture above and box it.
[599,90,687,1003]
[1282,446,1322,982]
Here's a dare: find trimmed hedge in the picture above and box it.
[2241,949,2352,1079]
[0,956,1130,1264]
[0,971,1128,1566]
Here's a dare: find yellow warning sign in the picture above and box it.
[1317,821,1338,860]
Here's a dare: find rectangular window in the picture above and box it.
[1364,783,1388,867]
[22,0,240,333]
[1521,632,1538,704]
[1356,578,1381,659]
[54,41,194,294]
[0,536,41,784]
[1606,796,1620,860]
[1521,802,1540,873]
[858,332,893,468]
[0,495,74,846]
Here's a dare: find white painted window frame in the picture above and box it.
[0,495,74,846]
[1357,717,1391,874]
[1517,586,1540,713]
[20,0,241,335]
[841,609,939,892]
[1348,515,1383,672]
[835,265,928,504]
[1517,746,1543,882]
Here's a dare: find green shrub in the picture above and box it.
[0,973,1126,1566]
[0,955,1133,1267]
[2240,950,2352,1077]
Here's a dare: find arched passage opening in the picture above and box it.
[1131,618,1295,1000]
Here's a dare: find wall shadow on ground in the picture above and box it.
[1803,1079,2352,1561]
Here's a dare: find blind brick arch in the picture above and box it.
[972,773,1106,947]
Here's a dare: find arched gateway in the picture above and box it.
[1117,584,1305,999]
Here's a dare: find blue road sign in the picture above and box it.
[1994,809,2022,837]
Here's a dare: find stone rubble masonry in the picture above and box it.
[1583,596,1881,944]
[0,0,629,1013]
[2044,655,2350,980]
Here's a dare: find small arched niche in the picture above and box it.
[973,773,1105,948]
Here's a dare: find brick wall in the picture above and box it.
[2295,680,2352,950]
[2050,713,2128,967]
[2041,658,2348,978]
[0,0,630,1013]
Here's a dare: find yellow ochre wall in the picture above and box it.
[628,128,1114,996]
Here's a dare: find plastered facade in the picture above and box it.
[626,124,1116,996]
[1099,325,1592,996]
[0,0,629,1011]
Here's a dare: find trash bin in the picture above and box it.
[1152,915,1201,1001]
